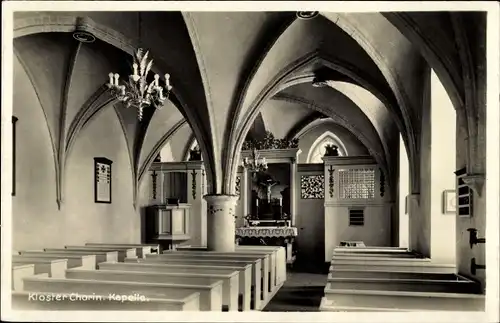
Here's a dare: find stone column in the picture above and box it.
[204,194,239,252]
[290,158,297,226]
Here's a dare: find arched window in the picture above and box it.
[306,131,348,163]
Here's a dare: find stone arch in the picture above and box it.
[271,94,388,177]
[306,130,349,163]
[14,12,218,197]
[224,52,408,195]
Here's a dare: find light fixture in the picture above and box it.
[296,11,319,20]
[107,13,172,121]
[243,147,268,174]
[107,49,172,120]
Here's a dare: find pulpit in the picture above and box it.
[144,161,207,248]
[145,204,191,250]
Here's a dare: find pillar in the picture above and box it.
[399,134,410,248]
[290,158,297,226]
[428,69,456,264]
[204,194,239,252]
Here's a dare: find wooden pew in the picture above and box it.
[22,275,222,311]
[331,257,434,266]
[332,252,419,258]
[12,258,67,278]
[329,270,472,280]
[156,252,272,299]
[64,246,136,261]
[12,264,35,291]
[326,276,482,294]
[236,246,286,286]
[66,267,239,311]
[333,247,410,255]
[85,243,160,258]
[41,249,118,263]
[329,260,456,273]
[102,261,252,311]
[132,256,263,310]
[14,253,96,270]
[174,246,280,291]
[321,287,485,311]
[12,290,200,311]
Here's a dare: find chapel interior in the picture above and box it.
[7,9,492,313]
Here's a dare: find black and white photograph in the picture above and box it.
[1,1,499,322]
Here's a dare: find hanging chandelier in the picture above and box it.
[107,48,172,120]
[243,147,268,173]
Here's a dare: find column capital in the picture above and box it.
[203,194,239,204]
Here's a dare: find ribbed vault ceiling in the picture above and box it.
[13,9,479,195]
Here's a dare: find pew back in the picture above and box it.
[12,290,200,311]
[42,249,118,262]
[14,254,96,270]
[23,276,222,311]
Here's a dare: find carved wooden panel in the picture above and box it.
[338,168,375,199]
[300,175,324,199]
[235,175,241,197]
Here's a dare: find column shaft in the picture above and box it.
[204,194,239,252]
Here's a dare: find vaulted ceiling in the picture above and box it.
[13,10,483,195]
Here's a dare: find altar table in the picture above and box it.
[235,227,298,264]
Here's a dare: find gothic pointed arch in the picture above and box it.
[306,131,348,163]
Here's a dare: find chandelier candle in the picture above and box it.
[107,48,173,120]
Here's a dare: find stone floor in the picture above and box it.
[262,261,329,312]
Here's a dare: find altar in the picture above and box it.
[236,226,298,264]
[236,142,301,266]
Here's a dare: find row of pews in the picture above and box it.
[320,246,485,312]
[11,243,286,311]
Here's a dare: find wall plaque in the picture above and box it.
[94,157,113,204]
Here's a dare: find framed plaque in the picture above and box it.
[442,189,457,214]
[94,157,113,203]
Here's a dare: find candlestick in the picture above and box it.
[108,73,114,86]
[132,63,138,76]
[165,73,170,88]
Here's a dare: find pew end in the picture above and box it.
[12,258,68,278]
[12,264,35,291]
